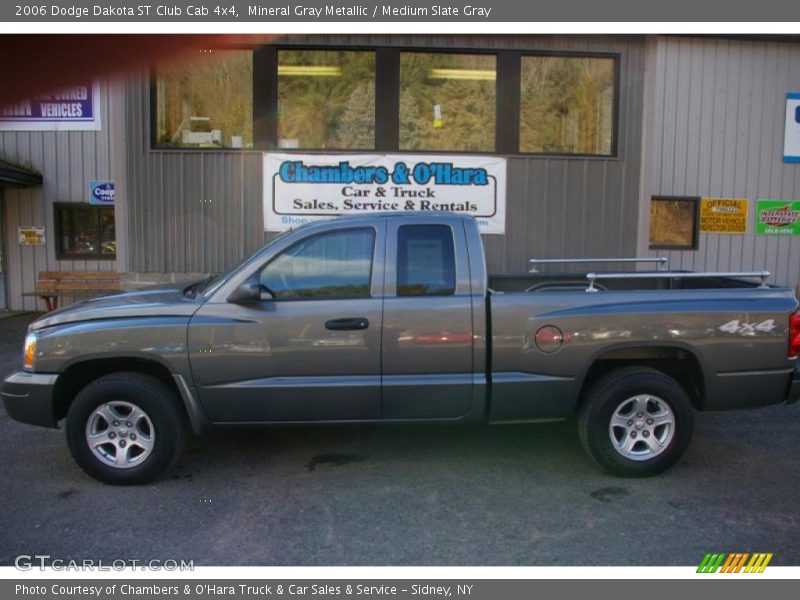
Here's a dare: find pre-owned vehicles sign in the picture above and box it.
[0,81,101,131]
[264,153,507,234]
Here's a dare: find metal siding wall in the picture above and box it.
[126,35,645,275]
[0,79,126,311]
[647,37,800,288]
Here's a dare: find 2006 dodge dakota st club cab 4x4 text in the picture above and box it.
[4,213,800,484]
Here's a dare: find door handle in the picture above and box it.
[325,318,369,331]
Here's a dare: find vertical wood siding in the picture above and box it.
[0,78,127,311]
[126,35,646,276]
[646,37,800,289]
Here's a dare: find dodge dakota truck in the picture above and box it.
[3,213,799,484]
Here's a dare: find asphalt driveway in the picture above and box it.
[0,313,798,566]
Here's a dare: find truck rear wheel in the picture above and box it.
[66,372,188,485]
[578,367,694,477]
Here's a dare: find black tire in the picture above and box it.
[577,367,695,477]
[66,372,188,485]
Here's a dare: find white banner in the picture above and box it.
[785,93,800,163]
[264,153,506,234]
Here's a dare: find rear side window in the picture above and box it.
[397,225,456,296]
[260,228,375,299]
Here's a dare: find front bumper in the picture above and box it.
[787,365,800,404]
[1,371,59,428]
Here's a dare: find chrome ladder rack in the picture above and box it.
[585,270,772,292]
[529,257,669,273]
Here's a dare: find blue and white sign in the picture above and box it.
[89,180,115,205]
[784,93,800,163]
[264,153,507,234]
[0,81,101,131]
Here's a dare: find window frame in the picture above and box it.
[396,48,500,154]
[648,196,701,251]
[272,48,379,153]
[518,51,620,158]
[54,202,117,261]
[256,226,378,302]
[149,44,621,158]
[149,46,256,152]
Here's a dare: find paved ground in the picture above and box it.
[0,313,798,566]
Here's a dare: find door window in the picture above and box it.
[259,228,375,299]
[396,225,456,296]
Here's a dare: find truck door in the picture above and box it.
[188,223,384,422]
[381,216,475,419]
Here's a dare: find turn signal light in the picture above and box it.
[23,333,37,370]
[790,312,800,358]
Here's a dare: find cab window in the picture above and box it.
[396,225,456,296]
[259,228,375,299]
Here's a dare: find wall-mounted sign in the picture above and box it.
[0,81,101,131]
[18,226,46,245]
[699,197,748,234]
[785,93,800,163]
[263,153,507,234]
[755,200,800,235]
[89,180,115,205]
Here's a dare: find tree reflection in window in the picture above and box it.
[260,228,375,299]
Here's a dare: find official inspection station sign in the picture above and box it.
[755,200,800,235]
[699,198,748,234]
[785,93,800,163]
[264,153,507,233]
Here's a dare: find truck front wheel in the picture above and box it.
[65,372,188,485]
[578,367,694,477]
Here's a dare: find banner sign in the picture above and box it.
[89,180,115,205]
[0,81,101,131]
[18,226,46,245]
[785,93,800,163]
[264,153,506,234]
[755,199,800,235]
[699,197,748,234]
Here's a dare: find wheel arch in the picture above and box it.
[53,356,208,434]
[579,344,706,411]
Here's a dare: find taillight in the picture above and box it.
[790,311,800,358]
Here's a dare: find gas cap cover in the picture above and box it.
[535,326,564,354]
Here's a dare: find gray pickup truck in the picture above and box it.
[3,213,799,484]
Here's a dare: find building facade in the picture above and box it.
[0,34,798,311]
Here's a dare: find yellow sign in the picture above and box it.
[699,198,748,234]
[18,226,46,245]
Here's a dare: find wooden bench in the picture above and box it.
[23,271,122,312]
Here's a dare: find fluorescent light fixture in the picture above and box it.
[428,68,496,81]
[278,65,342,77]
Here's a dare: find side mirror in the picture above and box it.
[227,280,262,304]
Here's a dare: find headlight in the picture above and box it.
[23,333,37,371]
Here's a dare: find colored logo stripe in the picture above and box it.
[697,552,773,573]
[745,553,773,573]
[697,553,726,573]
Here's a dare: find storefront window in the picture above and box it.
[399,52,496,152]
[520,56,615,155]
[55,204,116,259]
[277,50,376,150]
[649,197,699,250]
[155,50,253,148]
